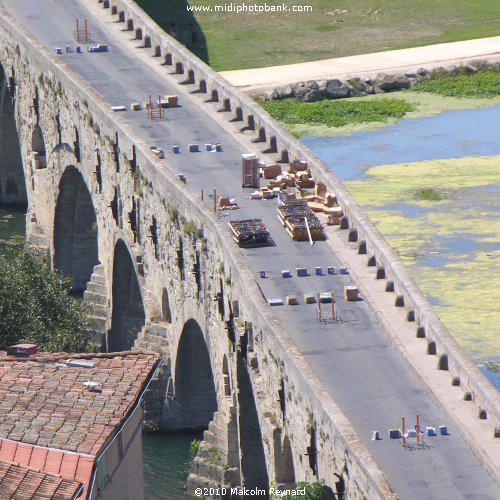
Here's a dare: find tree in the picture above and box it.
[0,245,92,352]
[283,481,335,500]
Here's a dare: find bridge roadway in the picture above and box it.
[5,1,498,498]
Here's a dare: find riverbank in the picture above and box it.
[266,91,500,137]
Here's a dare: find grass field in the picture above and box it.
[135,0,500,71]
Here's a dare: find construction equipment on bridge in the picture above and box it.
[229,219,270,248]
[400,415,428,451]
[317,292,337,322]
[242,154,260,188]
[74,19,91,44]
[277,199,324,241]
[147,95,165,121]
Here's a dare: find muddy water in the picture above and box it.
[302,106,500,390]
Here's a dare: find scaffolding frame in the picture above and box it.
[317,292,340,323]
[74,19,91,44]
[401,415,428,451]
[147,95,166,121]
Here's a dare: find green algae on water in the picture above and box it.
[345,155,500,360]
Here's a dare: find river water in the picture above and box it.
[301,106,500,181]
[143,432,201,500]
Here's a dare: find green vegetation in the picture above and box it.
[283,481,333,500]
[169,206,178,223]
[259,98,413,128]
[278,91,500,138]
[485,361,500,373]
[414,67,500,98]
[415,187,442,201]
[205,445,223,466]
[0,246,92,352]
[183,220,203,239]
[189,438,200,456]
[136,0,500,71]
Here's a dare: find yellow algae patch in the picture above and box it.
[345,155,500,360]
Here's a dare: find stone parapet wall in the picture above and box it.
[97,0,500,434]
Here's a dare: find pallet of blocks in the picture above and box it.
[229,219,271,248]
[277,199,324,241]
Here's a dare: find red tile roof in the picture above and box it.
[0,350,160,498]
[0,439,93,499]
[0,460,83,499]
[0,350,159,455]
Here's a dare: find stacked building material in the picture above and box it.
[262,164,282,179]
[229,219,271,248]
[242,154,260,188]
[277,200,324,241]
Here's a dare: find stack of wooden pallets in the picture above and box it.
[229,219,271,248]
[277,200,324,241]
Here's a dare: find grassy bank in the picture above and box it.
[135,0,500,71]
[263,90,500,138]
[345,155,500,360]
[258,98,413,128]
[414,66,500,98]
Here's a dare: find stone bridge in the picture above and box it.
[0,0,498,498]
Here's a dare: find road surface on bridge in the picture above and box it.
[3,1,498,498]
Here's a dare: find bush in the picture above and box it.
[414,187,442,201]
[189,438,200,457]
[284,481,333,500]
[0,245,92,352]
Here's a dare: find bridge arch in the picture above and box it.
[174,319,217,429]
[53,166,98,294]
[237,352,270,494]
[109,239,145,351]
[0,64,26,204]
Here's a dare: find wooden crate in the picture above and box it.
[344,286,359,301]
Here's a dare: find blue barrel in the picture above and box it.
[315,267,323,276]
[76,46,82,53]
[340,266,349,275]
[172,145,180,154]
[189,144,200,152]
[260,270,267,278]
[328,266,335,275]
[215,143,223,152]
[54,47,63,55]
